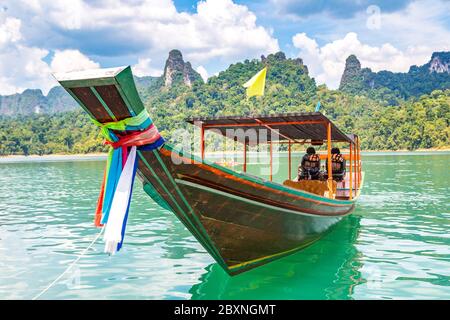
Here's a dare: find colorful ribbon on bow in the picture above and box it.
[92,109,164,254]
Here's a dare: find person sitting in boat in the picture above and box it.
[298,147,321,180]
[325,147,346,181]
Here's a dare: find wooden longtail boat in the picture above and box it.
[54,66,363,275]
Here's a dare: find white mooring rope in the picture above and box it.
[32,227,104,300]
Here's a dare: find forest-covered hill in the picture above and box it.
[0,50,449,155]
[339,52,450,104]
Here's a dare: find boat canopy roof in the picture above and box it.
[187,112,356,144]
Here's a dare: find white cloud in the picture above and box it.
[195,66,208,82]
[370,0,450,50]
[2,0,279,94]
[50,49,100,73]
[0,15,100,95]
[185,0,279,62]
[0,44,53,95]
[133,58,163,77]
[7,0,279,63]
[293,31,450,89]
[0,17,22,46]
[0,16,52,95]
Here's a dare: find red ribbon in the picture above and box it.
[94,167,106,227]
[104,125,161,149]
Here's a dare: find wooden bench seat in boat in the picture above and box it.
[283,179,337,197]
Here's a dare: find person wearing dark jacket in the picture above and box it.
[326,147,346,181]
[298,147,321,180]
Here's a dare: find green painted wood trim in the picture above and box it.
[58,77,117,88]
[139,152,212,246]
[139,167,219,259]
[143,182,172,212]
[152,150,228,267]
[115,66,145,116]
[138,151,225,266]
[138,151,197,224]
[90,86,117,121]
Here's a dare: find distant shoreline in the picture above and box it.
[0,153,107,163]
[362,148,450,153]
[0,147,449,162]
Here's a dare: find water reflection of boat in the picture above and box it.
[189,214,363,300]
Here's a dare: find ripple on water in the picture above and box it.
[0,154,449,299]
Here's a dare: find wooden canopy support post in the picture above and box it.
[349,142,353,200]
[354,139,358,192]
[269,141,273,182]
[288,140,292,180]
[355,136,359,191]
[358,136,361,186]
[243,139,247,173]
[200,124,205,161]
[327,122,333,198]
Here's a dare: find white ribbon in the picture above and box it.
[103,146,137,254]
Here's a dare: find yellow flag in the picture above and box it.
[243,67,267,98]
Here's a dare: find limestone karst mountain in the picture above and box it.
[163,49,203,87]
[339,52,450,99]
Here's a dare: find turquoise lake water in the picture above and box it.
[0,152,449,299]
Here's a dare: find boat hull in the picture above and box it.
[136,144,355,275]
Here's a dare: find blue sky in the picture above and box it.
[0,0,449,95]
